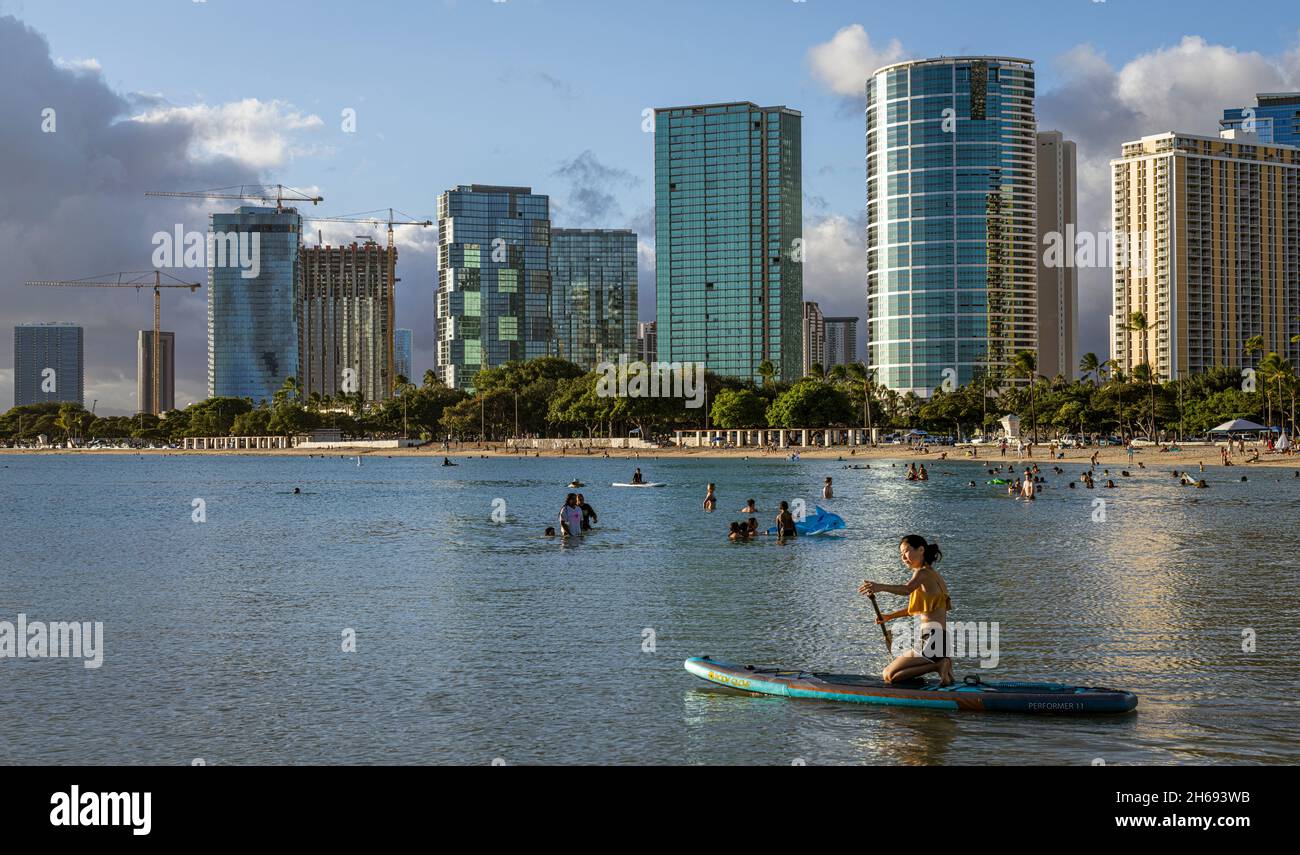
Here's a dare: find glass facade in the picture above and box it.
[14,322,83,406]
[208,206,302,402]
[436,185,551,392]
[550,229,637,369]
[655,102,803,382]
[866,57,1037,396]
[1221,93,1300,146]
[394,328,412,382]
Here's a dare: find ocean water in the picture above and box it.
[1,452,1297,765]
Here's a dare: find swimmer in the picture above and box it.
[740,499,758,513]
[703,483,717,511]
[823,477,834,499]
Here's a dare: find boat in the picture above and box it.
[684,656,1138,714]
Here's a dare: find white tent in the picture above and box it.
[1278,433,1291,451]
[1209,419,1266,433]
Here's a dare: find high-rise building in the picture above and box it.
[637,321,657,364]
[394,328,413,383]
[136,330,175,414]
[655,102,803,382]
[802,301,826,375]
[1111,130,1300,379]
[14,323,83,407]
[823,316,859,367]
[1221,93,1300,146]
[435,185,551,392]
[298,241,395,403]
[550,229,637,369]
[1036,130,1078,380]
[867,57,1038,397]
[208,205,302,402]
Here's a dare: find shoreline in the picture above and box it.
[4,443,1299,470]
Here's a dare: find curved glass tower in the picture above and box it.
[866,57,1037,396]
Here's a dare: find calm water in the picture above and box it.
[2,452,1298,765]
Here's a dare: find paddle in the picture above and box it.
[867,593,893,653]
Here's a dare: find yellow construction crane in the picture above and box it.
[144,184,323,211]
[305,209,432,395]
[26,271,202,415]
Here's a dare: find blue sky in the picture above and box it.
[3,0,1299,412]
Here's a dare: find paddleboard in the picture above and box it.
[685,656,1137,714]
[611,482,666,487]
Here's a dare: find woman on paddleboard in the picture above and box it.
[858,535,954,685]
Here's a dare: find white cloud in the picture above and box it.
[54,57,101,73]
[130,98,325,169]
[807,24,906,98]
[803,213,867,355]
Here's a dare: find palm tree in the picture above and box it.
[846,362,876,443]
[1122,312,1159,439]
[757,359,776,389]
[1010,350,1039,442]
[423,368,439,389]
[1259,351,1287,433]
[1079,352,1101,387]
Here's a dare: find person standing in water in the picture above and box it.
[774,501,798,539]
[858,535,954,685]
[822,477,833,499]
[558,493,583,538]
[702,483,717,511]
[576,493,598,530]
[739,498,758,513]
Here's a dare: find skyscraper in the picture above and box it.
[550,229,637,369]
[637,321,657,364]
[823,317,859,367]
[136,330,175,414]
[1036,130,1078,380]
[802,301,826,375]
[394,328,413,383]
[208,205,302,402]
[866,57,1038,397]
[1221,93,1300,146]
[435,185,551,391]
[298,241,395,403]
[1111,130,1300,379]
[14,323,83,406]
[655,102,803,382]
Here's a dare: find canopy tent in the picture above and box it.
[1209,419,1266,433]
[907,429,929,436]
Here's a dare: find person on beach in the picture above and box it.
[822,477,833,499]
[775,501,798,539]
[858,535,954,685]
[703,483,717,511]
[559,493,583,538]
[576,493,598,531]
[740,498,758,513]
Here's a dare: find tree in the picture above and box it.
[1079,352,1101,386]
[710,388,768,428]
[757,359,777,389]
[765,380,853,428]
[1010,350,1039,442]
[845,362,877,441]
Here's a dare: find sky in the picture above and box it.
[2,0,1299,413]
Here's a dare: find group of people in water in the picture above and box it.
[547,492,598,538]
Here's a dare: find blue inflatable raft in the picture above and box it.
[766,505,845,536]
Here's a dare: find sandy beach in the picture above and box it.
[5,441,1299,471]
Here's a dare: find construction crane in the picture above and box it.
[144,184,323,212]
[26,271,202,415]
[304,209,433,395]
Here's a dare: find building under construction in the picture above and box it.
[298,241,395,403]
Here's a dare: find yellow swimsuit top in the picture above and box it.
[907,571,953,615]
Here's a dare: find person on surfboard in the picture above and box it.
[858,535,954,686]
[631,468,644,485]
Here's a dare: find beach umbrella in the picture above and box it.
[1209,419,1266,433]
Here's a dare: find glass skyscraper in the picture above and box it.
[394,328,413,383]
[1221,93,1300,146]
[866,57,1037,396]
[655,102,803,382]
[208,205,302,402]
[435,185,551,392]
[550,229,637,369]
[14,322,83,406]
